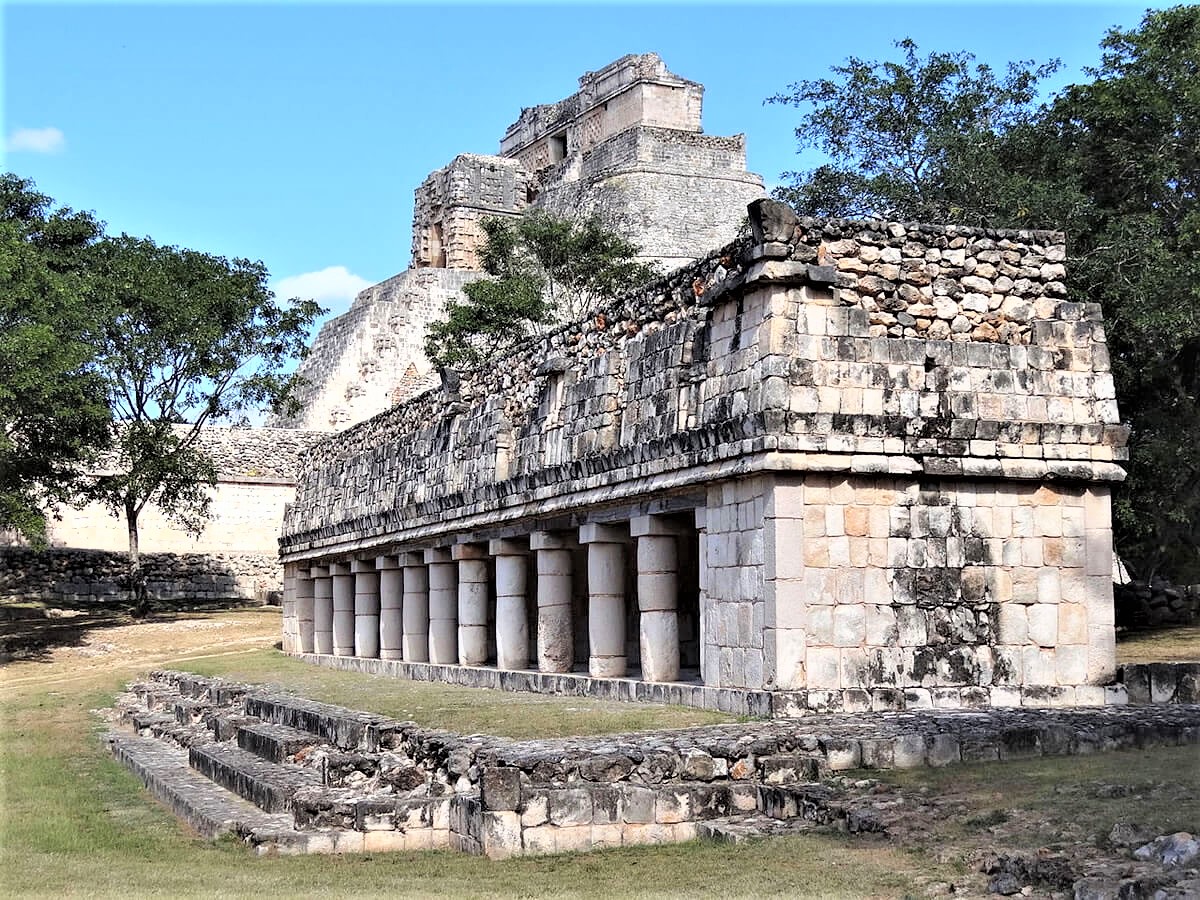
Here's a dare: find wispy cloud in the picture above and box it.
[272,265,372,320]
[6,126,66,154]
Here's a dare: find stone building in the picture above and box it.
[278,199,1129,716]
[275,54,766,432]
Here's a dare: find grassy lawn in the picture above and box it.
[1,606,1197,898]
[1116,625,1200,664]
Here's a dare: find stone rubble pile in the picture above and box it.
[1115,578,1200,629]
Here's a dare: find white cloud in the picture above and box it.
[6,126,66,154]
[272,265,372,320]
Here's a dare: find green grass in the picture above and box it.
[2,607,1198,898]
[179,649,735,739]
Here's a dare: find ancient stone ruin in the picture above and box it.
[275,53,766,431]
[105,669,1200,860]
[277,195,1130,717]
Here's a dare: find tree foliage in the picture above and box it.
[770,6,1200,580]
[0,175,111,545]
[86,234,322,590]
[767,38,1062,224]
[424,212,657,371]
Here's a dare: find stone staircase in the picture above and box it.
[104,670,866,856]
[105,670,1200,857]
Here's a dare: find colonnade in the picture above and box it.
[289,515,688,683]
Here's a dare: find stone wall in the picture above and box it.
[280,200,1127,710]
[0,548,279,605]
[3,426,327,604]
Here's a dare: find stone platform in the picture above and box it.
[106,669,1200,857]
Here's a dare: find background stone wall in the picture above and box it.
[0,548,280,605]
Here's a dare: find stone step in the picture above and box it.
[697,813,825,844]
[106,732,300,842]
[237,721,322,764]
[130,682,181,711]
[127,709,176,733]
[150,670,248,706]
[210,712,261,742]
[173,698,212,726]
[189,742,323,813]
[757,783,885,833]
[242,692,403,752]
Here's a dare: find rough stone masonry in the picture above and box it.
[279,196,1129,716]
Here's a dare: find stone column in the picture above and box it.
[530,531,575,673]
[401,552,430,662]
[454,543,490,667]
[425,548,458,665]
[632,515,680,683]
[311,565,333,655]
[331,562,355,657]
[296,567,315,654]
[377,555,403,660]
[490,538,530,670]
[579,523,628,678]
[281,563,298,653]
[352,558,380,659]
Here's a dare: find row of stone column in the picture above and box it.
[288,515,683,683]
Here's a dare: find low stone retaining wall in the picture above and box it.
[1119,663,1200,704]
[0,548,281,605]
[298,651,1133,718]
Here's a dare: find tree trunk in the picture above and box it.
[126,500,148,615]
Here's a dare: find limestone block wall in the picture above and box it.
[411,155,529,270]
[500,53,703,166]
[273,269,481,431]
[533,128,765,271]
[0,548,280,605]
[281,202,1127,708]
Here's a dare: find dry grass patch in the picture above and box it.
[1117,625,1200,664]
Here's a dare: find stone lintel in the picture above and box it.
[308,565,330,578]
[529,531,575,551]
[375,555,402,570]
[629,514,682,538]
[397,551,425,568]
[350,558,376,574]
[489,538,529,557]
[451,542,488,561]
[579,523,629,545]
[423,548,453,565]
[329,562,351,576]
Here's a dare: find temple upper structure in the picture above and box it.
[274,54,766,432]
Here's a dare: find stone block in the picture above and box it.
[549,788,593,827]
[480,766,522,811]
[621,786,656,824]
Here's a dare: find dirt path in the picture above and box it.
[0,608,280,693]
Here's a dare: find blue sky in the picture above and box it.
[3,1,1173,333]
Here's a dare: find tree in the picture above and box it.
[424,212,657,371]
[767,39,1062,225]
[0,175,111,545]
[87,234,322,604]
[768,6,1200,580]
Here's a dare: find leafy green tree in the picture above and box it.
[0,174,111,545]
[425,212,657,371]
[88,234,322,602]
[769,6,1200,580]
[767,38,1061,225]
[1044,6,1200,580]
